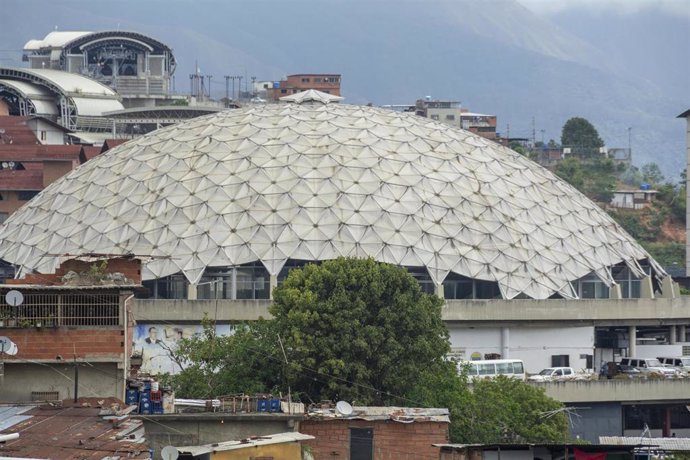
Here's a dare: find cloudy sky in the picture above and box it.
[519,0,690,17]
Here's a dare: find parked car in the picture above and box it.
[657,357,690,373]
[599,361,641,379]
[528,367,577,382]
[618,358,678,377]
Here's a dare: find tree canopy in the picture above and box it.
[271,257,449,405]
[165,258,572,444]
[561,117,604,156]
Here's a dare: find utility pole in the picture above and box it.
[237,76,243,101]
[251,76,256,98]
[531,117,536,146]
[230,76,237,101]
[224,75,230,106]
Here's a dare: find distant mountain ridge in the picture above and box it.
[0,0,687,175]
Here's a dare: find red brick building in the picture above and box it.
[268,74,341,100]
[0,257,141,402]
[300,407,449,460]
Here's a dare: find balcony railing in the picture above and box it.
[0,292,121,327]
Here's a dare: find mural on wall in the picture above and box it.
[132,323,234,375]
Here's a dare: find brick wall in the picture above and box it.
[300,418,448,460]
[8,257,141,285]
[1,328,124,361]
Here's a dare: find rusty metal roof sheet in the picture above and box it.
[307,406,450,423]
[0,399,149,459]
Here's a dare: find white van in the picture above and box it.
[657,357,690,373]
[618,357,677,377]
[460,359,526,381]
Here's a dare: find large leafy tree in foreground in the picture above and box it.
[271,257,449,405]
[166,258,571,443]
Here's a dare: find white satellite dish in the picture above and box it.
[335,400,353,416]
[161,446,179,460]
[1,162,8,169]
[5,290,23,307]
[0,337,17,356]
[7,161,15,169]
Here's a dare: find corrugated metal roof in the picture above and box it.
[0,399,148,459]
[176,432,314,456]
[308,406,450,423]
[599,436,690,451]
[0,405,34,431]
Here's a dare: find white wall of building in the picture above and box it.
[447,325,595,374]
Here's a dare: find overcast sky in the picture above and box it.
[519,0,690,17]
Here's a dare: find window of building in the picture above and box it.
[314,78,322,83]
[280,89,287,94]
[0,213,7,225]
[40,130,47,141]
[551,355,570,367]
[301,78,310,83]
[575,272,609,299]
[17,191,39,201]
[446,114,455,121]
[430,115,439,120]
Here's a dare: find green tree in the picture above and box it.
[271,258,449,405]
[462,376,570,443]
[164,316,283,398]
[561,117,604,156]
[640,162,665,186]
[555,157,585,190]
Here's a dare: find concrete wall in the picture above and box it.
[443,297,690,326]
[133,299,271,322]
[141,413,302,458]
[448,325,593,373]
[569,403,623,443]
[135,297,690,326]
[533,379,690,404]
[0,362,122,402]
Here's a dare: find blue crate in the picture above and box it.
[257,399,269,412]
[125,392,139,405]
[269,399,281,413]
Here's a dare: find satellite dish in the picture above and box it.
[335,400,353,416]
[7,161,15,168]
[161,446,179,460]
[1,162,8,169]
[5,290,23,307]
[0,337,18,356]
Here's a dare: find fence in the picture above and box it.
[0,292,121,327]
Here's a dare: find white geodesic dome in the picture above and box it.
[0,93,664,299]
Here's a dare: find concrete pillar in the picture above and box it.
[640,276,655,299]
[230,267,237,300]
[501,327,510,359]
[187,283,197,300]
[608,283,622,299]
[680,325,687,343]
[269,275,278,300]
[670,325,678,345]
[628,326,637,357]
[661,276,677,299]
[434,283,444,299]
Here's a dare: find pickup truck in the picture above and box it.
[528,367,577,382]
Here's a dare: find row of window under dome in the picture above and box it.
[139,260,651,301]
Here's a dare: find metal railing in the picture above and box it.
[0,292,120,327]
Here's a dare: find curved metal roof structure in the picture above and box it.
[0,92,664,299]
[23,30,176,76]
[0,68,123,130]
